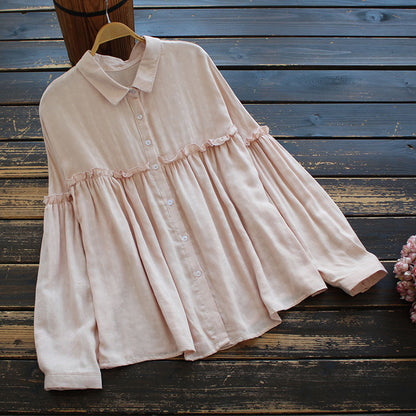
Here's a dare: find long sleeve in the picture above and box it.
[202,47,388,296]
[34,114,102,391]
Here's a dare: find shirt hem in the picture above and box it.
[266,281,329,313]
[98,283,329,368]
[99,318,283,368]
[187,283,329,360]
[183,317,283,361]
[99,347,193,369]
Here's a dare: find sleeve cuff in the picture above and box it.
[44,372,102,391]
[337,256,388,296]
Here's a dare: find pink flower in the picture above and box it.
[410,302,416,324]
[396,280,412,298]
[407,236,416,252]
[394,261,409,274]
[401,246,410,257]
[394,235,416,324]
[405,293,416,303]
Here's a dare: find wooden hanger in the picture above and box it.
[90,0,145,56]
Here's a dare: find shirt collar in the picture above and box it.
[76,35,162,105]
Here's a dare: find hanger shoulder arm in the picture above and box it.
[90,22,144,56]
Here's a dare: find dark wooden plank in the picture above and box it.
[8,69,416,103]
[0,178,414,218]
[2,139,416,177]
[0,142,45,177]
[0,221,44,264]
[282,139,416,175]
[0,413,409,416]
[0,265,36,309]
[0,359,414,412]
[0,217,410,263]
[0,72,61,104]
[0,107,42,139]
[2,9,416,40]
[196,36,416,66]
[5,38,416,69]
[3,104,416,140]
[4,0,416,12]
[0,262,402,310]
[1,309,414,359]
[3,68,416,104]
[252,103,416,137]
[221,69,416,102]
[0,413,408,416]
[0,311,34,357]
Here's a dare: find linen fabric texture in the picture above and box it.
[34,35,388,391]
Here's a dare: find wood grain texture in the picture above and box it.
[0,178,414,218]
[0,359,415,412]
[1,139,416,176]
[4,0,416,12]
[4,39,416,69]
[1,308,415,359]
[0,1,415,413]
[3,67,416,102]
[3,8,416,40]
[4,104,416,139]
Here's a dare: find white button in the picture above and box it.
[145,139,152,146]
[167,199,174,205]
[128,88,138,95]
[153,163,159,170]
[181,235,188,241]
[137,113,143,120]
[193,270,202,277]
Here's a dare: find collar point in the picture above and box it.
[108,95,125,106]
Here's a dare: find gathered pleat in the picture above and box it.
[40,125,386,370]
[70,175,197,366]
[163,135,328,323]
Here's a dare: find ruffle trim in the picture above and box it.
[157,123,235,164]
[43,124,271,205]
[246,124,270,145]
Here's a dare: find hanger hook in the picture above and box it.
[105,0,111,23]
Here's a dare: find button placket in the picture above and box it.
[125,91,206,287]
[162,196,198,279]
[126,90,158,160]
[123,91,230,346]
[178,233,202,280]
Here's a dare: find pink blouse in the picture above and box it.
[34,35,388,391]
